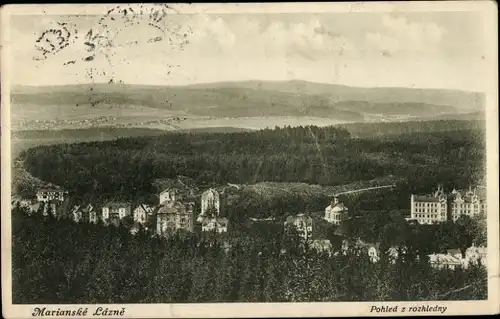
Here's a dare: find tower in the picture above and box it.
[201,188,220,217]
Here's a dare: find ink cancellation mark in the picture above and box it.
[34,22,79,60]
[87,3,191,52]
[34,4,191,66]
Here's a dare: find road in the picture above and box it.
[334,184,396,196]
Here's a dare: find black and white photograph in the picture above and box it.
[1,2,498,318]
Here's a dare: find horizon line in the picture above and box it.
[10,79,484,94]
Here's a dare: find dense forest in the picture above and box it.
[19,125,485,208]
[12,207,487,304]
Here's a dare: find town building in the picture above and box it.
[464,245,487,267]
[387,246,409,264]
[447,245,488,268]
[102,202,131,223]
[36,186,67,202]
[428,253,462,270]
[410,185,486,224]
[340,239,380,263]
[199,188,220,221]
[201,216,229,233]
[156,201,195,236]
[133,204,154,224]
[356,241,380,263]
[284,214,313,241]
[159,188,177,205]
[29,201,58,216]
[71,204,94,223]
[410,185,448,224]
[449,187,487,222]
[324,197,348,225]
[89,210,98,224]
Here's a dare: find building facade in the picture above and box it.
[36,187,66,202]
[449,187,487,222]
[29,201,58,216]
[71,204,94,223]
[284,214,313,241]
[410,185,448,224]
[200,188,220,218]
[156,201,195,236]
[159,188,177,205]
[102,202,131,223]
[324,197,348,225]
[133,204,154,224]
[410,185,486,224]
[201,217,229,233]
[428,253,462,270]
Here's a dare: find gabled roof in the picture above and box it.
[450,187,485,203]
[326,202,348,211]
[413,195,442,202]
[202,188,220,197]
[428,253,462,265]
[134,203,154,213]
[159,188,177,195]
[201,216,228,227]
[157,201,188,215]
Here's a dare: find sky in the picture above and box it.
[8,9,489,91]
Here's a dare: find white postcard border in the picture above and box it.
[1,2,499,318]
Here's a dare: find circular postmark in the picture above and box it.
[34,21,79,60]
[32,4,193,107]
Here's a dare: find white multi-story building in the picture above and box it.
[410,185,448,225]
[410,185,486,225]
[133,204,154,224]
[36,187,66,202]
[201,217,229,233]
[324,197,348,225]
[102,202,131,223]
[449,187,487,221]
[198,188,221,222]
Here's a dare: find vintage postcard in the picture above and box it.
[1,1,499,318]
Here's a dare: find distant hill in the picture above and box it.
[11,81,485,125]
[185,80,485,112]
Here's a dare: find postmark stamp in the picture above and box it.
[33,4,191,94]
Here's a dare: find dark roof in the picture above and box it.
[135,204,154,212]
[413,195,442,202]
[157,201,188,214]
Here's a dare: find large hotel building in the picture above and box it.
[410,185,486,224]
